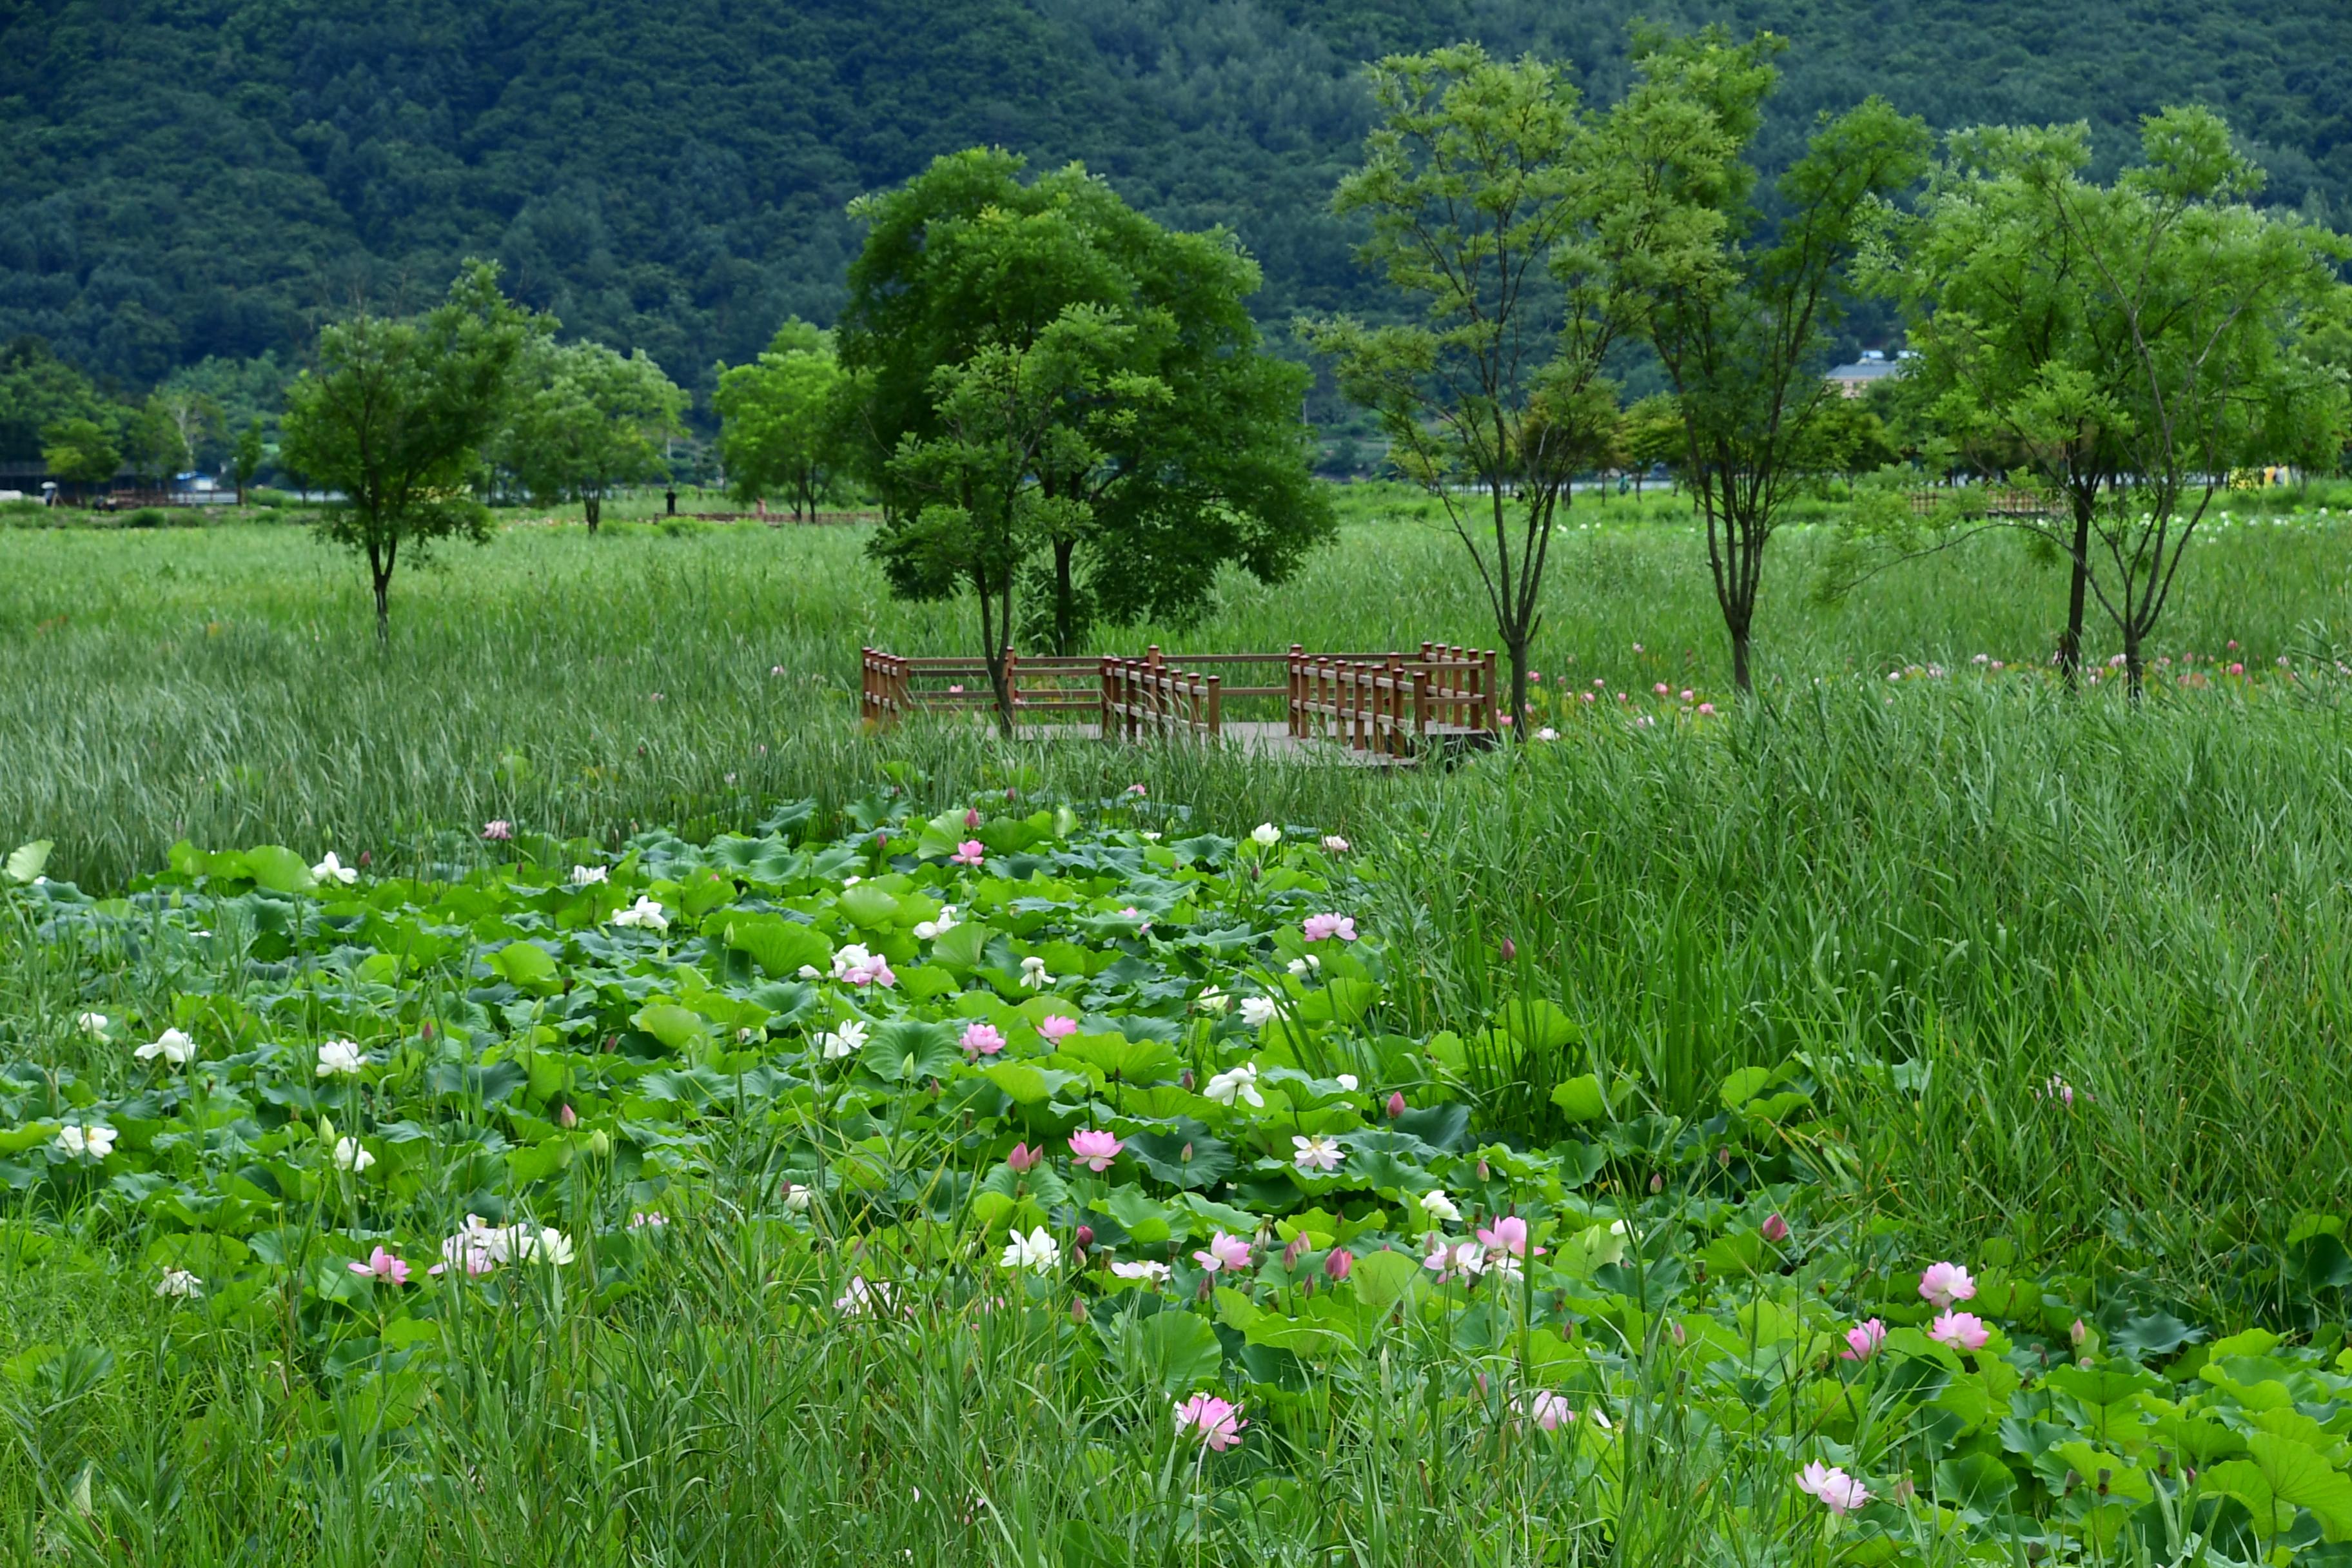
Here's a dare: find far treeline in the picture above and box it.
[27,27,2344,719]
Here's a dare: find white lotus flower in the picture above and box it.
[155,1268,204,1300]
[612,896,669,931]
[781,1182,813,1212]
[54,1123,116,1160]
[1419,1189,1463,1224]
[1237,995,1278,1028]
[75,1012,108,1037]
[818,1019,868,1060]
[569,865,608,887]
[311,851,358,885]
[1204,1061,1263,1108]
[517,1226,574,1266]
[1111,1259,1172,1286]
[1019,955,1054,988]
[135,1027,196,1066]
[1251,823,1281,847]
[1195,985,1231,1015]
[333,1136,375,1173]
[315,1039,366,1077]
[914,905,960,941]
[999,1226,1061,1273]
[1288,954,1320,976]
[1336,1073,1359,1092]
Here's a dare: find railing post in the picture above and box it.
[1206,674,1221,739]
[1482,649,1498,732]
[1099,656,1113,743]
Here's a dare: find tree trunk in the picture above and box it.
[1052,538,1077,657]
[976,560,1015,739]
[373,573,392,649]
[1729,618,1752,694]
[2123,627,2144,703]
[584,493,602,534]
[2057,493,2092,689]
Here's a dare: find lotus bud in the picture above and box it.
[317,1114,336,1145]
[558,1103,578,1130]
[1499,937,1516,962]
[1760,1213,1789,1244]
[1282,1233,1308,1269]
[2070,1318,2088,1348]
[1006,1142,1042,1173]
[1386,1091,1406,1120]
[1669,1320,1686,1346]
[1179,1142,1194,1164]
[1074,1225,1094,1251]
[1181,1068,1195,1092]
[587,1129,611,1158]
[1476,1159,1490,1182]
[1649,1172,1663,1194]
[964,809,980,829]
[1324,1248,1354,1282]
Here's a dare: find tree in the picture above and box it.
[502,340,685,531]
[1302,44,1710,728]
[1,338,115,463]
[874,305,1149,731]
[841,148,1329,658]
[1882,110,2344,694]
[228,420,267,505]
[280,262,542,642]
[1626,31,1931,692]
[714,320,846,520]
[1619,394,1684,496]
[39,416,121,496]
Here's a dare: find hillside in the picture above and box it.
[2,0,2345,392]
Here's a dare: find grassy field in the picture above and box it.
[8,489,2352,1562]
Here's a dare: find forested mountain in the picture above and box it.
[3,0,2346,395]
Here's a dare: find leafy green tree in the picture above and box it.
[1618,393,1684,496]
[841,148,1329,657]
[502,340,686,532]
[1,338,115,463]
[280,262,542,642]
[1303,44,1712,727]
[876,305,1150,730]
[713,320,847,520]
[1627,30,1932,692]
[39,416,121,495]
[228,420,268,505]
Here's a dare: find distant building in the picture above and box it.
[1826,349,1906,398]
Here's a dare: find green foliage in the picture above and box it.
[1627,29,1933,689]
[500,339,686,531]
[1,339,115,464]
[712,320,846,519]
[844,148,1330,661]
[280,261,545,635]
[37,416,119,489]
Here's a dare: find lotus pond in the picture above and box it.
[3,797,2352,1565]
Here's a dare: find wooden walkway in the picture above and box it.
[860,644,1502,763]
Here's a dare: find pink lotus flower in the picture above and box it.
[1302,912,1358,943]
[1917,1260,1977,1308]
[950,839,985,867]
[481,819,514,842]
[1696,702,1716,716]
[1654,682,1670,695]
[1422,1239,1486,1283]
[1840,1318,1886,1361]
[1005,1142,1043,1173]
[1475,1215,1540,1259]
[1126,783,1148,797]
[960,1022,1006,1059]
[1036,1014,1079,1043]
[1173,1393,1246,1451]
[2230,662,2244,675]
[1193,1231,1252,1273]
[1324,1248,1353,1282]
[1069,1129,1122,1173]
[1520,1390,1574,1431]
[1796,1461,1869,1514]
[348,1246,411,1285]
[1760,1212,1789,1244]
[1930,1311,1989,1351]
[1680,688,1695,702]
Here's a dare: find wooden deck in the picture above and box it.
[939,718,1494,766]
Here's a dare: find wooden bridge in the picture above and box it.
[859,643,1500,761]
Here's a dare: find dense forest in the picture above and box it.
[3,0,2346,406]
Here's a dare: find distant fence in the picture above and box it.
[861,642,1500,754]
[1908,487,2055,519]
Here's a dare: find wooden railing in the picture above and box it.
[1101,654,1221,740]
[1908,487,2055,518]
[1288,644,1498,756]
[862,642,1500,752]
